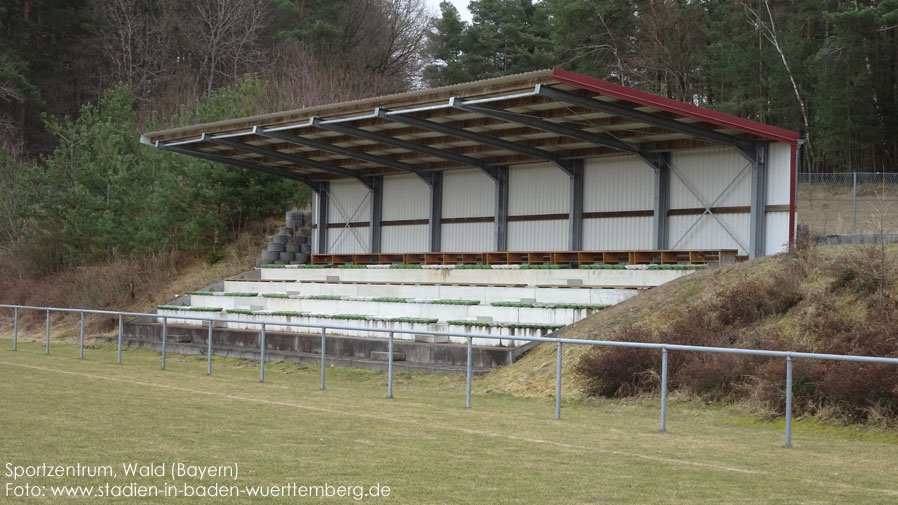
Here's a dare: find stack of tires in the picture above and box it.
[257,211,313,265]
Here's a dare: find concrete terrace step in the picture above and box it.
[155,307,562,347]
[255,265,695,287]
[122,322,527,372]
[220,280,639,305]
[186,293,609,326]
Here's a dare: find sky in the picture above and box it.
[423,0,473,22]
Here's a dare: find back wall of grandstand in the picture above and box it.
[312,143,794,257]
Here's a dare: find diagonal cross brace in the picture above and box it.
[669,160,752,252]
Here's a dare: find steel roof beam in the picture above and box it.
[377,108,574,174]
[201,133,374,189]
[157,141,324,192]
[260,123,431,186]
[535,85,757,162]
[450,97,642,156]
[314,113,488,171]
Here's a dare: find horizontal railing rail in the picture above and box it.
[4,303,898,448]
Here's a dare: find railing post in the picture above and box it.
[852,172,857,234]
[785,355,793,448]
[45,310,50,355]
[117,313,123,364]
[660,347,669,432]
[161,317,167,370]
[259,324,266,382]
[79,311,85,359]
[555,341,562,420]
[320,327,326,390]
[12,307,17,351]
[387,331,394,399]
[466,337,473,409]
[206,321,213,375]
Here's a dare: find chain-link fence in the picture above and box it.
[797,172,898,237]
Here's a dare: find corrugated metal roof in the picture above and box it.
[141,68,799,186]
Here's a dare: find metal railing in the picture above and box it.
[4,303,898,448]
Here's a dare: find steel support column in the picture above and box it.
[493,166,509,251]
[652,154,671,250]
[316,183,329,254]
[750,143,768,258]
[429,171,443,252]
[568,160,584,251]
[369,176,383,253]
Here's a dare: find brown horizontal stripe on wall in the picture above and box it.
[667,206,750,216]
[583,210,654,219]
[766,204,791,212]
[507,213,568,222]
[380,218,430,227]
[326,221,370,228]
[440,216,495,224]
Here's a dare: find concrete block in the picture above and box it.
[267,243,286,253]
[300,244,312,254]
[279,252,294,262]
[476,316,493,322]
[279,226,293,236]
[285,243,300,253]
[326,275,340,282]
[271,235,289,244]
[370,351,406,361]
[297,227,312,237]
[298,236,310,246]
[259,251,279,262]
[414,334,449,344]
[294,253,309,264]
[566,278,583,286]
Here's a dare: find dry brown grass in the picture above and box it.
[0,216,285,341]
[480,243,898,425]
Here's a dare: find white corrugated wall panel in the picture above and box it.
[766,212,790,255]
[508,220,568,251]
[383,174,430,220]
[583,217,653,250]
[584,155,654,211]
[442,223,493,252]
[328,225,369,254]
[767,142,792,205]
[327,179,371,224]
[670,146,751,209]
[443,169,494,218]
[381,225,428,253]
[668,213,749,254]
[509,162,568,215]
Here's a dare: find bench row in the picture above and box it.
[311,249,741,266]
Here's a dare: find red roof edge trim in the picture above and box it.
[552,68,800,145]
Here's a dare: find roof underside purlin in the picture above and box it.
[143,69,799,187]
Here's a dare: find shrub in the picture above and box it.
[432,299,480,305]
[308,295,342,300]
[189,291,216,296]
[226,308,253,315]
[491,301,534,308]
[372,297,408,303]
[390,317,438,324]
[223,292,258,297]
[262,293,290,299]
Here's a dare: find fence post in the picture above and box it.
[387,331,394,399]
[117,314,123,364]
[161,317,167,370]
[466,337,473,409]
[320,327,326,390]
[259,324,266,382]
[555,341,562,420]
[12,307,17,351]
[852,172,857,233]
[79,311,85,360]
[785,355,793,448]
[660,347,669,432]
[45,310,50,355]
[206,321,213,375]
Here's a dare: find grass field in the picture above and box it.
[2,340,898,504]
